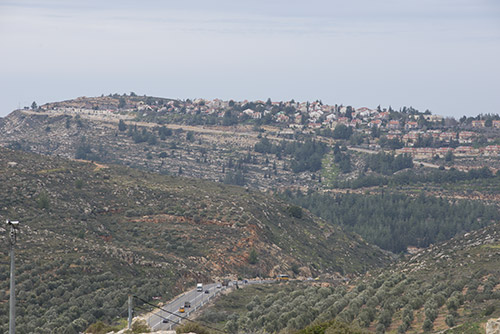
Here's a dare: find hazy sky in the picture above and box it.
[1,0,499,117]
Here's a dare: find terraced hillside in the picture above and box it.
[197,223,500,333]
[0,147,390,333]
[3,97,499,197]
[0,108,318,192]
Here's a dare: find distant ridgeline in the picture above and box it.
[1,94,499,194]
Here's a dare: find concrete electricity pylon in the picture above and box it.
[128,295,133,330]
[7,220,19,334]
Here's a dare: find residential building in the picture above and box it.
[405,121,419,130]
[459,131,476,144]
[483,145,500,156]
[387,120,400,129]
[472,120,486,128]
[439,132,457,142]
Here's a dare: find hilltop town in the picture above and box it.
[2,94,499,193]
[35,94,500,157]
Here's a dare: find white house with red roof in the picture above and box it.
[337,117,350,124]
[243,108,262,119]
[435,147,454,157]
[276,112,289,123]
[349,119,362,127]
[308,122,322,129]
[439,132,457,142]
[405,121,419,130]
[376,111,390,119]
[415,147,435,159]
[386,134,401,140]
[403,132,420,146]
[483,145,500,156]
[459,131,476,144]
[387,120,400,129]
[356,107,376,118]
[396,147,415,156]
[454,146,477,156]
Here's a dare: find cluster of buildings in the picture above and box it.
[37,97,499,158]
[396,145,500,159]
[385,130,478,146]
[471,120,500,128]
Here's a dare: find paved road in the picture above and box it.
[147,282,223,331]
[145,280,272,331]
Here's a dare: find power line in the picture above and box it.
[133,295,226,333]
[118,306,130,317]
[135,304,180,326]
[7,219,19,334]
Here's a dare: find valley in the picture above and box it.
[0,95,499,333]
[0,147,390,333]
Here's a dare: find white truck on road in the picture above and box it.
[196,283,203,292]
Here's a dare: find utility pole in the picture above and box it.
[7,220,19,334]
[128,295,133,330]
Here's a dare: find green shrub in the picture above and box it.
[131,320,150,333]
[248,249,258,264]
[75,179,83,189]
[484,304,495,316]
[176,322,211,334]
[86,321,121,334]
[287,205,303,218]
[37,191,50,209]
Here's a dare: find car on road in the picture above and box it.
[179,307,185,313]
[204,289,209,294]
[162,319,169,323]
[184,301,191,308]
[277,274,289,281]
[216,283,221,288]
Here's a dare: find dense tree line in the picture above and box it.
[365,152,413,175]
[379,136,403,149]
[255,138,328,173]
[157,125,173,139]
[74,137,107,161]
[332,124,353,140]
[336,166,498,189]
[333,144,351,173]
[281,191,499,253]
[223,170,246,186]
[318,124,354,140]
[126,125,158,144]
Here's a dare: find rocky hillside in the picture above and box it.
[3,96,499,197]
[196,222,500,333]
[0,147,390,333]
[0,106,323,192]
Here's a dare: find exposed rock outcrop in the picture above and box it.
[487,318,500,334]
